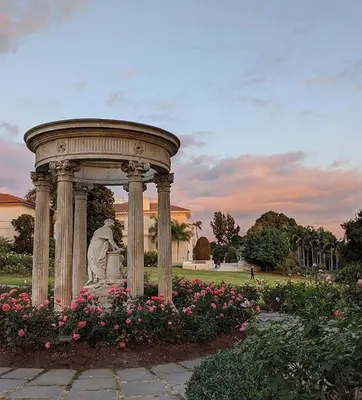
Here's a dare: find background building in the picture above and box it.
[114,197,194,264]
[0,193,35,240]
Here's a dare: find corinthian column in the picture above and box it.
[50,160,80,307]
[154,173,174,299]
[31,171,52,306]
[72,183,91,298]
[121,161,150,297]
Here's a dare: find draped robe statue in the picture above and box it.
[86,219,120,285]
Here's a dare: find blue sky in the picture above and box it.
[1,0,362,236]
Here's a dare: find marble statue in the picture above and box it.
[86,219,120,285]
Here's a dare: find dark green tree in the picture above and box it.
[210,211,227,245]
[243,228,289,271]
[86,185,122,245]
[210,211,241,246]
[340,210,362,263]
[195,236,211,260]
[11,214,35,254]
[247,210,297,235]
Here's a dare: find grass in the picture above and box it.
[0,268,299,287]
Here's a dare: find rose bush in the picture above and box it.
[0,278,258,349]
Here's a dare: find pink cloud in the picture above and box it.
[0,0,89,53]
[170,152,362,239]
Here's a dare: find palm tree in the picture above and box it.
[148,218,193,262]
[192,221,203,241]
[172,220,193,262]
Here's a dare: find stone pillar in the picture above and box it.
[72,183,91,298]
[50,160,80,307]
[121,161,150,297]
[31,171,52,306]
[154,173,174,299]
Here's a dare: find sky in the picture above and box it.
[1,0,362,239]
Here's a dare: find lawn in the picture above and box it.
[0,267,298,287]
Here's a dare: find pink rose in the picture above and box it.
[100,321,105,326]
[73,333,80,341]
[1,304,10,312]
[119,342,126,349]
[138,318,142,323]
[18,329,25,337]
[114,324,119,331]
[55,297,61,304]
[358,279,362,285]
[137,305,143,311]
[78,321,87,328]
[211,303,217,309]
[127,309,133,315]
[70,302,78,311]
[45,342,51,349]
[126,318,131,325]
[239,321,249,332]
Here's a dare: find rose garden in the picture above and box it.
[0,119,362,399]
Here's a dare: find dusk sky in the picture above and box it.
[1,0,362,239]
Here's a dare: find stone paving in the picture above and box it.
[0,358,203,399]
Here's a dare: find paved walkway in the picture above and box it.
[0,359,203,400]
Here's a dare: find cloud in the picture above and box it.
[0,0,89,53]
[0,135,34,196]
[238,96,270,107]
[307,60,362,89]
[170,151,362,238]
[0,122,19,139]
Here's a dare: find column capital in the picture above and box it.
[30,171,52,192]
[154,172,174,192]
[49,160,80,182]
[121,161,150,181]
[73,183,93,199]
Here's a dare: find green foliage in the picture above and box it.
[341,209,362,263]
[211,244,227,262]
[0,237,13,253]
[335,262,362,285]
[11,214,35,254]
[247,210,297,234]
[227,246,238,262]
[210,211,240,246]
[237,315,362,399]
[195,236,211,260]
[244,228,289,271]
[144,251,157,267]
[87,185,122,245]
[185,349,253,400]
[0,252,33,275]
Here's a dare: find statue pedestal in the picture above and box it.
[85,250,125,308]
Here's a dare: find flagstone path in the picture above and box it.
[0,358,202,399]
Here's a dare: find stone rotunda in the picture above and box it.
[24,119,180,307]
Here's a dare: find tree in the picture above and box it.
[172,220,193,262]
[247,211,297,235]
[148,218,193,261]
[192,220,203,240]
[195,236,211,260]
[86,185,122,246]
[11,214,35,254]
[341,210,362,263]
[210,212,227,245]
[243,228,289,271]
[225,214,241,246]
[26,183,122,246]
[210,211,241,246]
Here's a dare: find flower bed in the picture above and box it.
[0,278,258,350]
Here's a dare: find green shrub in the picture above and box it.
[144,251,157,267]
[227,246,238,262]
[0,252,54,276]
[335,262,362,285]
[195,237,211,260]
[238,315,362,399]
[185,349,254,400]
[0,237,13,253]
